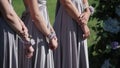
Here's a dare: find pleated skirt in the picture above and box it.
[53,0,89,68]
[0,17,18,68]
[18,5,54,68]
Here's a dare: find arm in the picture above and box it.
[0,0,31,40]
[0,0,34,58]
[0,0,24,35]
[79,0,91,25]
[24,0,51,36]
[60,0,90,25]
[79,0,91,39]
[60,0,80,22]
[24,0,58,50]
[60,0,90,39]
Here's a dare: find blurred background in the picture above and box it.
[13,0,120,68]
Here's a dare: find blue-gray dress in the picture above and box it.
[53,0,89,68]
[18,0,54,68]
[0,0,18,68]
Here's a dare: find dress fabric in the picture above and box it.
[53,0,89,68]
[0,0,18,68]
[18,0,54,68]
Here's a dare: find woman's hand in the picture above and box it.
[24,45,34,58]
[20,20,29,40]
[77,10,91,26]
[81,25,90,39]
[49,36,58,50]
[80,11,90,24]
[77,10,91,39]
[23,35,35,58]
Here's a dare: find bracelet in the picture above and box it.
[89,6,94,15]
[47,32,56,40]
[83,4,94,15]
[85,6,94,15]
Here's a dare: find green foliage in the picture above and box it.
[12,0,25,17]
[13,0,56,24]
[89,0,120,68]
[92,0,120,20]
[47,0,57,24]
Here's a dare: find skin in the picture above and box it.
[23,0,58,50]
[0,0,34,58]
[60,0,91,39]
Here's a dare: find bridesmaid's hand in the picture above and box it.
[77,10,91,26]
[49,36,58,50]
[24,45,34,58]
[81,25,90,39]
[18,20,29,40]
[80,11,90,24]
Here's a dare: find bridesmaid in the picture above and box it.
[0,0,34,68]
[53,0,91,68]
[18,0,58,68]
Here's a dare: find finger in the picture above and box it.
[81,19,86,24]
[30,46,34,52]
[25,52,33,58]
[87,32,90,38]
[54,44,58,50]
[80,13,85,18]
[50,43,57,50]
[49,43,54,50]
[25,49,34,58]
[49,44,57,50]
[53,37,57,40]
[83,33,89,39]
[79,19,87,25]
[26,48,34,54]
[25,53,33,58]
[80,15,89,22]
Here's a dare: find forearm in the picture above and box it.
[60,0,80,22]
[1,9,24,35]
[18,16,27,31]
[5,13,23,34]
[32,14,51,36]
[49,24,55,33]
[0,0,29,41]
[26,0,51,36]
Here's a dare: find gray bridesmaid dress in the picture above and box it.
[53,0,89,68]
[0,0,18,68]
[18,0,54,68]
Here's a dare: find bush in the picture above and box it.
[89,0,120,68]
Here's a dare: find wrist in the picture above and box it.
[83,5,95,15]
[22,35,35,46]
[47,32,56,41]
[89,6,95,15]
